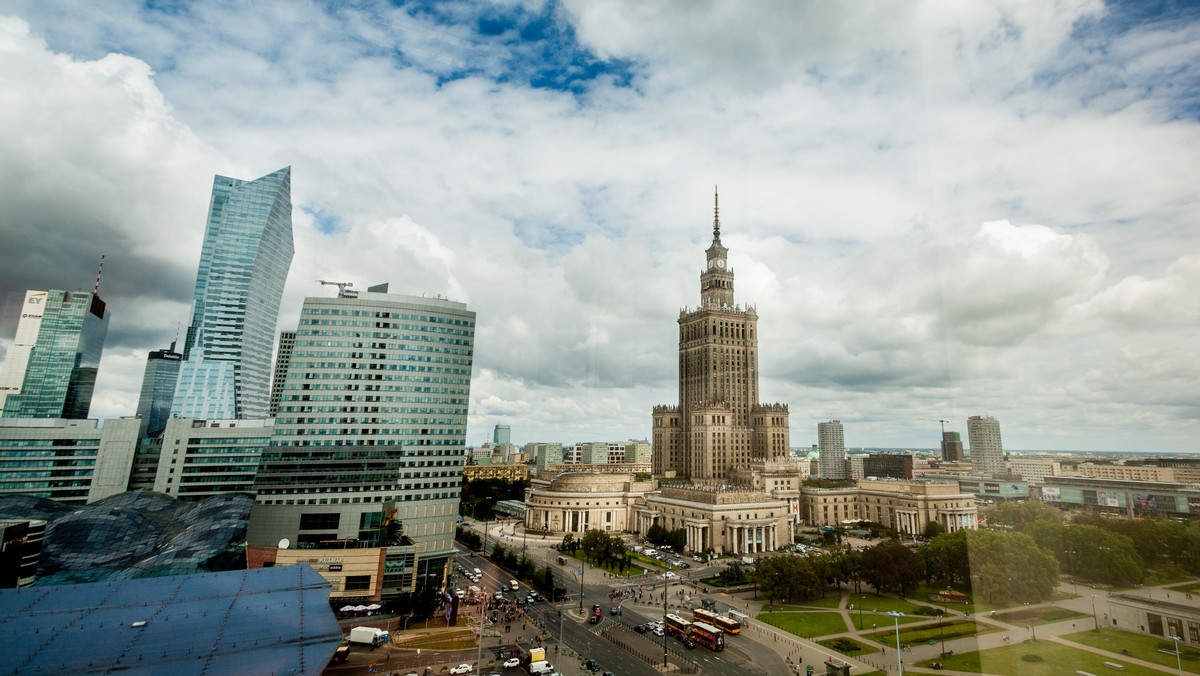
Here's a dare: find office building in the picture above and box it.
[579,442,609,464]
[493,424,511,445]
[247,284,475,602]
[268,330,296,417]
[862,452,914,480]
[1040,476,1200,518]
[967,415,1005,477]
[0,418,140,504]
[134,341,182,437]
[941,431,965,462]
[172,167,294,420]
[1007,457,1061,485]
[652,192,790,482]
[530,442,564,472]
[817,420,846,480]
[624,440,652,464]
[132,417,275,500]
[0,290,109,419]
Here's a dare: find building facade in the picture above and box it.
[1039,476,1200,518]
[493,424,511,445]
[462,463,528,483]
[652,194,790,482]
[862,452,914,480]
[0,418,140,504]
[624,440,652,464]
[940,431,965,462]
[530,443,564,472]
[247,285,475,601]
[268,330,296,417]
[817,420,846,479]
[135,342,182,438]
[802,479,979,534]
[173,167,294,420]
[0,290,109,419]
[967,415,1005,477]
[1007,457,1061,485]
[144,418,274,500]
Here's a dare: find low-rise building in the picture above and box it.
[1040,476,1200,518]
[1107,593,1200,647]
[147,418,274,501]
[0,417,140,504]
[462,463,528,483]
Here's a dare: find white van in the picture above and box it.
[473,568,482,575]
[348,626,387,647]
[529,661,553,675]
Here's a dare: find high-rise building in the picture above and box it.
[862,452,914,480]
[530,443,563,472]
[967,415,1005,477]
[268,330,296,417]
[0,290,109,419]
[624,440,652,464]
[247,284,475,601]
[652,191,790,482]
[817,420,846,479]
[493,424,511,445]
[130,417,274,500]
[172,167,294,420]
[0,418,140,503]
[940,431,965,462]
[134,341,182,438]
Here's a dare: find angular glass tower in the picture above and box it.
[172,167,294,420]
[134,341,182,437]
[0,289,109,419]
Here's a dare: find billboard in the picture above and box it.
[1098,491,1120,508]
[1132,494,1157,511]
[1041,486,1061,502]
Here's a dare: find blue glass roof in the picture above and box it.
[0,565,342,675]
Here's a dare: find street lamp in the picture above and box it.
[887,611,904,676]
[1169,636,1183,676]
[663,564,673,668]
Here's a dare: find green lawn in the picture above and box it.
[1143,570,1194,586]
[629,552,669,570]
[565,552,645,577]
[1061,628,1200,671]
[992,605,1088,626]
[700,575,748,588]
[779,594,844,609]
[816,636,880,656]
[848,612,925,631]
[758,611,848,638]
[868,619,1000,646]
[844,593,930,614]
[916,640,1165,676]
[1167,581,1200,594]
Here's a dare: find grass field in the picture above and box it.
[992,605,1088,626]
[868,619,1000,646]
[848,612,926,631]
[845,593,930,615]
[816,636,880,656]
[758,611,848,638]
[1061,628,1200,671]
[1167,581,1200,594]
[566,551,647,577]
[779,594,844,609]
[1142,570,1194,586]
[916,640,1164,675]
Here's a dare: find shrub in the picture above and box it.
[1020,654,1044,662]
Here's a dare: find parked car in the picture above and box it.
[585,659,600,672]
[502,658,520,669]
[450,665,474,675]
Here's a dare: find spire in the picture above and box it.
[713,186,720,240]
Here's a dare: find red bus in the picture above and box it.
[689,621,724,651]
[664,613,692,636]
[692,608,741,635]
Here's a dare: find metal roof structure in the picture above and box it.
[0,564,343,675]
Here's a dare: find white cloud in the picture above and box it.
[0,3,1197,451]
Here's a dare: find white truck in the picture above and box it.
[529,660,553,675]
[348,626,387,647]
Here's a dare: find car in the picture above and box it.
[470,551,477,557]
[404,673,419,676]
[585,659,600,672]
[682,638,697,649]
[502,658,520,669]
[487,672,502,676]
[588,614,601,624]
[634,624,647,634]
[609,606,619,615]
[450,665,474,675]
[652,626,664,637]
[692,555,704,562]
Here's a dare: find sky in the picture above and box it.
[0,0,1197,453]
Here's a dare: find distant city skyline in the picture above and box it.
[0,4,1197,452]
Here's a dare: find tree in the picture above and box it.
[924,521,946,539]
[984,502,1061,530]
[924,530,970,586]
[965,530,1059,605]
[860,541,924,596]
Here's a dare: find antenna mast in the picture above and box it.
[93,254,105,295]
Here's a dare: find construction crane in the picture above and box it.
[316,280,355,297]
[921,418,951,435]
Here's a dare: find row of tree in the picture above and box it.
[983,501,1200,584]
[645,524,687,551]
[491,543,563,600]
[561,530,638,573]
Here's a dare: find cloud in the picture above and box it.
[1,3,1198,451]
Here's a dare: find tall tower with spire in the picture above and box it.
[652,190,789,483]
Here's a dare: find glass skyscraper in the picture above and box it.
[134,341,182,437]
[172,167,294,420]
[247,284,475,601]
[0,289,109,419]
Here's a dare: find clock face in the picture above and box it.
[708,259,714,269]
[717,259,725,268]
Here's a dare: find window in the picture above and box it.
[299,513,340,530]
[345,575,372,591]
